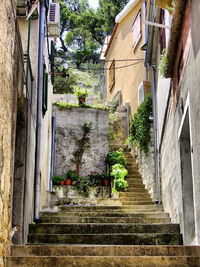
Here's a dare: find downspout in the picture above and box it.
[34,0,45,222]
[150,66,160,204]
[145,0,161,204]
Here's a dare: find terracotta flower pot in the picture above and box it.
[103,180,110,187]
[65,179,72,186]
[78,97,86,105]
[60,181,65,186]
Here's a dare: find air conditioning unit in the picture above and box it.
[138,81,151,106]
[48,3,60,37]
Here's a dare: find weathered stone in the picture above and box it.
[53,106,109,177]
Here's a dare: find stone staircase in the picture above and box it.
[6,151,200,266]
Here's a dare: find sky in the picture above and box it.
[88,0,99,9]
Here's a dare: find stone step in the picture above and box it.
[7,255,200,267]
[40,216,171,224]
[126,179,144,184]
[115,196,152,201]
[29,223,179,235]
[121,201,154,206]
[58,205,164,211]
[40,211,169,218]
[119,194,149,197]
[11,245,200,257]
[28,233,182,245]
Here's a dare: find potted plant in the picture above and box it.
[65,170,77,186]
[52,175,65,186]
[74,86,88,105]
[102,173,110,187]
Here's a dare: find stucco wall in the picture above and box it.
[105,1,145,115]
[53,106,109,177]
[0,0,22,264]
[160,2,200,244]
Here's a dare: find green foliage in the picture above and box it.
[66,170,78,180]
[53,102,110,111]
[159,49,169,77]
[52,175,65,185]
[74,86,88,98]
[107,149,126,167]
[89,172,109,186]
[110,164,128,192]
[53,68,77,94]
[72,176,95,197]
[127,95,152,153]
[98,0,129,34]
[110,164,128,180]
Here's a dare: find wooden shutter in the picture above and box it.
[132,11,141,49]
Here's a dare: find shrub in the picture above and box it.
[127,95,152,153]
[107,149,126,167]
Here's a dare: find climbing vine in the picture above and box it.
[70,121,93,176]
[126,95,152,154]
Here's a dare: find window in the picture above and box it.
[109,60,115,92]
[132,10,142,49]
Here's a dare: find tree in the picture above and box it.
[97,0,129,34]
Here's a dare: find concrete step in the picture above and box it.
[6,255,200,267]
[29,223,179,235]
[28,233,182,245]
[40,216,171,224]
[11,245,200,257]
[40,211,169,218]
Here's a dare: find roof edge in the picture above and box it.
[115,0,140,24]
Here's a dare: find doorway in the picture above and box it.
[179,109,195,244]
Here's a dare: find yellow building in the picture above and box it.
[103,0,150,115]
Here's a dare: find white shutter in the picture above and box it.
[138,82,144,106]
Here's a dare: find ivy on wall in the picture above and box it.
[126,95,152,153]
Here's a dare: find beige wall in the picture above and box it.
[105,1,145,114]
[0,0,24,264]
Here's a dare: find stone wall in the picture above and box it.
[130,125,156,201]
[0,0,24,264]
[53,106,109,177]
[160,1,200,244]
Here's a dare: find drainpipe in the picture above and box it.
[145,0,161,204]
[150,66,161,204]
[34,0,45,222]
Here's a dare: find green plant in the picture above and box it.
[71,121,93,176]
[127,95,152,153]
[72,176,96,197]
[52,175,65,185]
[107,149,127,167]
[53,102,109,111]
[89,172,109,186]
[159,49,169,77]
[165,0,176,13]
[66,170,78,180]
[110,164,128,192]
